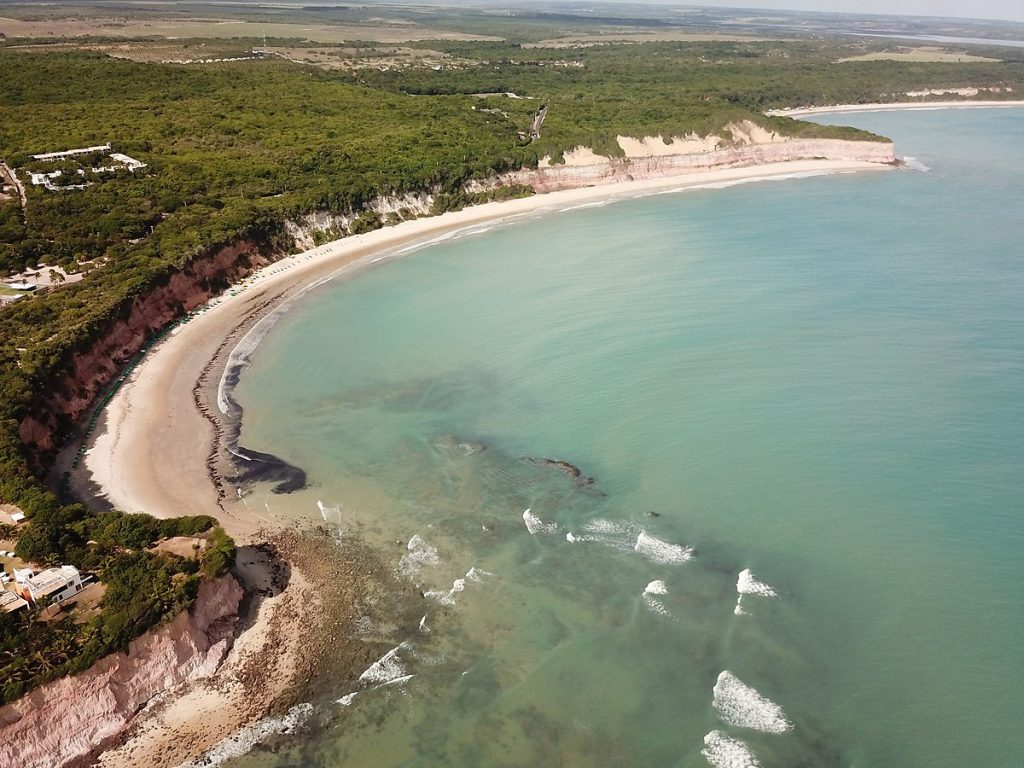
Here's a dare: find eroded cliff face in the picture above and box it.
[474,138,897,194]
[285,191,434,250]
[0,574,244,768]
[18,240,276,469]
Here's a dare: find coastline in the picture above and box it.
[75,157,890,539]
[774,99,1024,116]
[64,156,891,767]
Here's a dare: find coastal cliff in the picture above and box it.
[18,239,278,471]
[16,129,892,476]
[0,573,244,768]
[475,134,896,194]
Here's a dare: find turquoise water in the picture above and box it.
[228,108,1024,767]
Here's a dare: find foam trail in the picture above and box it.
[398,534,440,578]
[737,569,777,597]
[375,673,414,690]
[643,593,670,617]
[561,200,610,212]
[425,566,492,605]
[522,508,558,535]
[734,568,777,615]
[337,691,359,706]
[465,567,494,583]
[359,643,408,684]
[426,578,465,605]
[902,156,931,172]
[641,579,671,616]
[701,730,762,768]
[644,580,668,595]
[569,518,641,551]
[712,671,792,733]
[634,531,693,564]
[175,703,313,768]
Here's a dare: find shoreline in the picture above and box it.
[74,157,890,540]
[774,99,1024,116]
[63,155,891,767]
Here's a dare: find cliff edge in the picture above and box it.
[0,574,244,768]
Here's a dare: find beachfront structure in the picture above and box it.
[25,145,147,192]
[0,589,29,614]
[28,170,90,192]
[17,565,85,605]
[30,144,111,161]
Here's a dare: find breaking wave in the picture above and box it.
[641,580,671,616]
[734,568,777,615]
[523,508,559,535]
[701,730,762,768]
[644,580,668,595]
[566,518,641,552]
[712,671,792,734]
[425,566,493,605]
[634,531,693,564]
[398,534,440,578]
[176,703,313,768]
[359,643,409,685]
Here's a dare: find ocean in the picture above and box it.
[223,107,1024,767]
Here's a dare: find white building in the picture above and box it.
[21,565,85,605]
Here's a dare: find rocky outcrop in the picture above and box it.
[473,137,896,194]
[18,239,277,470]
[0,573,244,768]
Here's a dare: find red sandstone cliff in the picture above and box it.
[0,574,244,768]
[18,240,277,469]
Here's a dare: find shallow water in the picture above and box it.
[227,108,1024,767]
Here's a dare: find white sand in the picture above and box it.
[776,100,1024,117]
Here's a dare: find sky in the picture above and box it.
[678,0,1024,23]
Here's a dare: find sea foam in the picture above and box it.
[712,671,792,734]
[701,730,763,768]
[634,531,693,564]
[644,580,669,595]
[176,703,313,768]
[425,566,493,605]
[398,534,440,578]
[523,508,558,535]
[568,518,641,551]
[642,580,671,616]
[734,568,777,615]
[359,643,409,685]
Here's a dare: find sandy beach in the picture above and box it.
[64,155,894,766]
[776,99,1024,116]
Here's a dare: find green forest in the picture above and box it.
[1,25,1023,702]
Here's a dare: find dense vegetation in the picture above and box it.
[1,20,1023,704]
[1,511,234,703]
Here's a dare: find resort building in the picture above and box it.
[25,144,147,192]
[30,144,112,161]
[17,565,85,605]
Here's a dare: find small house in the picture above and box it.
[20,565,85,605]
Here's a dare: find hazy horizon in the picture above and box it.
[642,0,1024,24]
